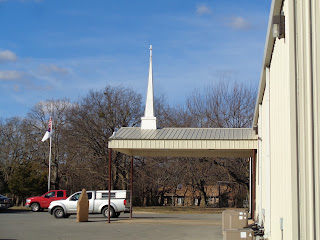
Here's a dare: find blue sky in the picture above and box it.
[0,0,271,118]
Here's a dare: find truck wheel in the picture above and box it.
[102,206,115,218]
[30,203,40,212]
[53,207,65,218]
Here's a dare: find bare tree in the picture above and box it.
[65,85,143,191]
[205,81,256,128]
[166,80,256,207]
[0,118,26,190]
[0,117,47,204]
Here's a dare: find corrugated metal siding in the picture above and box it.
[110,139,257,150]
[267,1,293,237]
[314,1,320,239]
[256,1,298,239]
[254,0,320,239]
[295,0,320,238]
[256,106,262,223]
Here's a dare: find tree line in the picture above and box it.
[0,80,256,207]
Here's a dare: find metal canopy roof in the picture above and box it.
[109,127,258,158]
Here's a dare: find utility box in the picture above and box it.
[223,229,254,240]
[222,209,248,230]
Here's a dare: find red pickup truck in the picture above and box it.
[26,190,69,212]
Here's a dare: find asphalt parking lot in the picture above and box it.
[0,209,223,240]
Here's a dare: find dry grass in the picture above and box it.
[9,206,49,212]
[11,206,30,210]
[10,206,246,215]
[132,206,228,214]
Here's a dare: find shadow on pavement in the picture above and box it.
[0,208,31,214]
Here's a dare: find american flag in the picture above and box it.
[41,117,53,142]
[47,117,52,132]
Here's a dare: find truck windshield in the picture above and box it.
[45,192,55,198]
[70,192,92,201]
[70,193,81,201]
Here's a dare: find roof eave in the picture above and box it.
[253,0,284,127]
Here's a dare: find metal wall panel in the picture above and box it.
[109,139,257,150]
[267,1,294,238]
[254,0,320,239]
[295,0,320,238]
[313,1,320,239]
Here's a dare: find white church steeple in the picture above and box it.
[141,45,157,129]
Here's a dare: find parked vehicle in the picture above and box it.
[25,190,69,212]
[48,190,130,219]
[0,195,12,210]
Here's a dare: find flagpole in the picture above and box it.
[48,135,52,191]
[48,103,53,192]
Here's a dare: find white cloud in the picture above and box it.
[0,70,22,80]
[196,4,212,16]
[38,100,76,115]
[0,69,53,92]
[0,50,17,63]
[227,17,252,30]
[39,64,69,75]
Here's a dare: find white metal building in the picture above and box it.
[253,0,319,239]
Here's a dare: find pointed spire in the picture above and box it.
[141,45,157,130]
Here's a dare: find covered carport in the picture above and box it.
[107,127,258,223]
